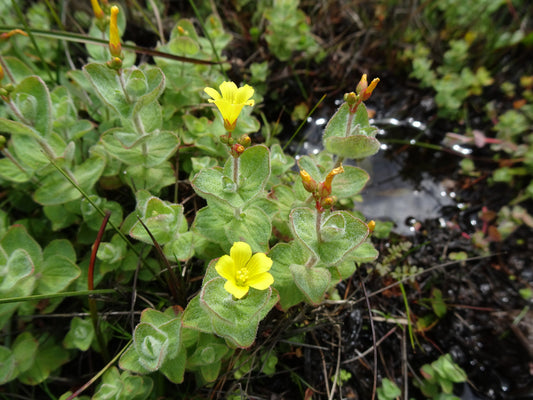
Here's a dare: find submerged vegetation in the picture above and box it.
[0,1,532,399]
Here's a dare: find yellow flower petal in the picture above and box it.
[234,84,255,105]
[219,81,238,101]
[247,272,274,290]
[246,253,273,276]
[224,279,249,299]
[203,81,255,132]
[230,241,252,269]
[204,87,221,101]
[215,255,236,282]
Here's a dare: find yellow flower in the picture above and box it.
[90,0,105,19]
[215,242,273,299]
[108,6,122,58]
[204,81,255,132]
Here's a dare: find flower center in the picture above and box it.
[235,267,249,286]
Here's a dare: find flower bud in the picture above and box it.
[344,91,358,107]
[368,220,376,233]
[356,74,368,95]
[238,134,251,147]
[231,143,245,158]
[300,170,318,193]
[322,165,344,193]
[0,65,3,82]
[361,78,380,101]
[108,6,122,59]
[90,0,105,19]
[322,196,336,209]
[106,56,123,70]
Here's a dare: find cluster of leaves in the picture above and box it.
[0,1,383,397]
[377,354,467,400]
[401,0,531,119]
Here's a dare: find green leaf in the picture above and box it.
[349,242,379,263]
[200,277,277,347]
[159,347,186,383]
[291,208,369,266]
[129,198,187,245]
[12,332,38,374]
[83,63,131,117]
[182,295,213,333]
[332,166,369,198]
[163,231,194,262]
[0,118,41,138]
[0,346,16,385]
[63,317,95,351]
[0,225,43,268]
[37,255,80,294]
[92,367,154,400]
[194,204,271,252]
[102,129,179,167]
[192,145,270,208]
[0,158,32,183]
[270,242,308,310]
[290,264,331,305]
[18,337,69,385]
[124,162,176,193]
[11,76,52,137]
[119,345,152,375]
[43,239,76,263]
[133,323,169,372]
[0,249,34,292]
[377,378,401,400]
[227,207,271,253]
[431,288,447,318]
[324,135,381,159]
[33,155,105,206]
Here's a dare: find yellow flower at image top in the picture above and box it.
[204,81,255,132]
[215,242,274,299]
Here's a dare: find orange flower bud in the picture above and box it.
[368,220,376,232]
[90,0,105,19]
[323,165,344,192]
[356,74,368,95]
[108,6,122,58]
[0,29,28,40]
[300,170,318,193]
[0,65,4,82]
[361,78,380,101]
[231,143,245,158]
[322,196,336,209]
[238,134,251,147]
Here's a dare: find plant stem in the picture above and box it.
[88,211,112,362]
[316,209,323,243]
[233,154,239,187]
[117,69,132,103]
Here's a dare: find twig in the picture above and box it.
[328,324,343,400]
[342,326,397,364]
[359,268,377,400]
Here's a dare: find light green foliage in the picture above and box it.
[63,317,95,351]
[92,367,153,400]
[415,354,467,399]
[377,378,401,400]
[373,241,422,282]
[264,0,323,62]
[0,2,383,396]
